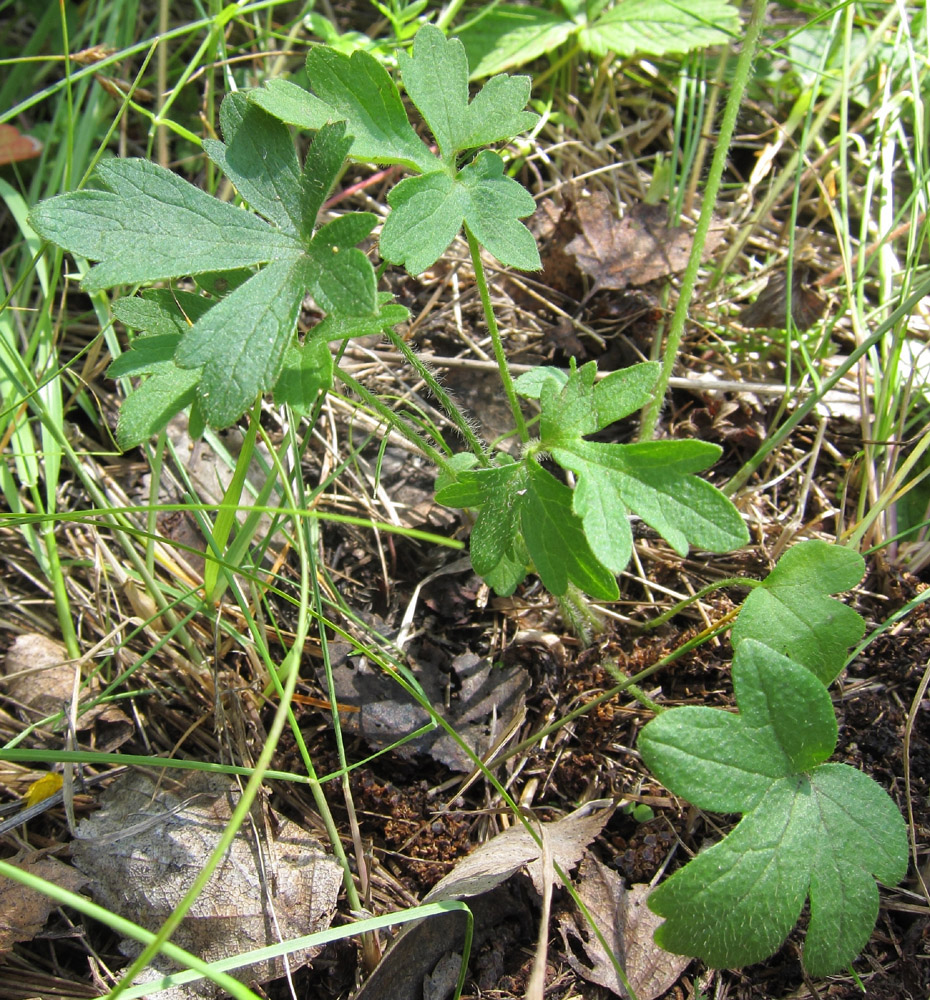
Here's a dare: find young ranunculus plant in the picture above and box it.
[639,542,908,976]
[26,21,905,986]
[435,360,749,599]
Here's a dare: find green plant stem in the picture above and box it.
[41,518,79,658]
[638,576,760,631]
[600,660,664,714]
[334,368,453,471]
[204,397,261,603]
[383,327,489,460]
[464,224,528,443]
[638,0,768,440]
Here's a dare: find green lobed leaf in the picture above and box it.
[248,78,339,132]
[204,92,303,235]
[639,639,908,976]
[521,460,619,601]
[380,172,467,275]
[434,460,531,595]
[580,0,739,58]
[312,301,410,343]
[458,151,540,271]
[533,360,659,439]
[111,289,213,339]
[174,259,309,428]
[114,361,201,450]
[305,213,378,314]
[640,641,838,814]
[29,158,300,292]
[107,333,183,378]
[397,24,537,159]
[455,6,577,79]
[381,152,540,274]
[730,540,866,685]
[108,293,217,446]
[299,121,354,242]
[531,363,747,572]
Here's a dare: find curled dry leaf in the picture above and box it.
[0,855,89,954]
[424,803,612,902]
[557,854,689,999]
[71,771,342,999]
[565,193,725,294]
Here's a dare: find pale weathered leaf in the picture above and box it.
[557,854,689,999]
[424,804,611,901]
[72,771,342,999]
[0,855,89,954]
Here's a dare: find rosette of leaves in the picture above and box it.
[30,98,407,446]
[434,361,749,599]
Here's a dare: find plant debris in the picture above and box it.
[565,194,726,295]
[70,770,342,998]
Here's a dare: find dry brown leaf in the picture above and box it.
[0,854,89,954]
[2,633,131,748]
[2,634,73,714]
[0,123,42,166]
[424,803,611,902]
[71,771,342,999]
[565,193,725,294]
[557,854,689,1000]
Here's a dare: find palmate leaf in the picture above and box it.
[204,92,304,235]
[379,151,540,273]
[31,103,395,435]
[397,25,537,159]
[515,361,748,573]
[250,24,541,276]
[638,640,908,977]
[731,540,866,685]
[249,53,435,173]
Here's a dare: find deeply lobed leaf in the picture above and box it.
[639,640,908,976]
[398,25,537,159]
[29,158,300,292]
[380,152,540,274]
[518,361,748,572]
